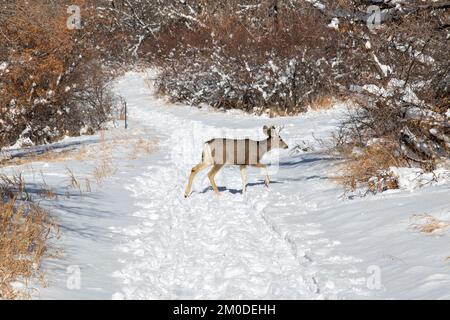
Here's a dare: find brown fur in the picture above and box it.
[184,126,288,197]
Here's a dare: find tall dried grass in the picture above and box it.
[340,141,405,193]
[0,173,28,201]
[66,167,83,196]
[92,159,117,184]
[1,148,84,168]
[0,183,57,299]
[0,121,158,298]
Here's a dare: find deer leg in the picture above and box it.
[240,165,247,193]
[184,162,210,198]
[253,163,270,187]
[263,165,270,187]
[208,164,223,195]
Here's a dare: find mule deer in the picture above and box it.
[184,125,288,197]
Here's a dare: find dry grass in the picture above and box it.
[0,128,158,298]
[410,214,450,234]
[309,95,335,111]
[38,172,56,200]
[340,141,405,193]
[0,173,28,201]
[92,159,117,184]
[74,145,88,161]
[38,187,56,201]
[118,110,126,121]
[0,186,57,299]
[128,137,157,160]
[65,168,96,195]
[2,127,158,170]
[0,129,112,170]
[0,149,73,167]
[99,129,106,144]
[84,177,92,193]
[66,167,83,195]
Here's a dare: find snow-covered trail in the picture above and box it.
[110,72,370,299]
[29,71,449,299]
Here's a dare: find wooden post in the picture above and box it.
[124,101,128,129]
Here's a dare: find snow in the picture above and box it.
[390,167,450,191]
[0,61,8,72]
[362,78,424,106]
[372,54,392,78]
[3,71,449,299]
[305,0,325,10]
[327,18,339,30]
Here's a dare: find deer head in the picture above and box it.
[263,125,289,149]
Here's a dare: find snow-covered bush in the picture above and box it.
[332,1,450,189]
[149,2,339,115]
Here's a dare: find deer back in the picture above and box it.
[206,138,270,165]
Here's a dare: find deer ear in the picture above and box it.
[263,125,270,135]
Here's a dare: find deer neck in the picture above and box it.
[258,137,273,157]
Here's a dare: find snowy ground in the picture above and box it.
[2,71,449,299]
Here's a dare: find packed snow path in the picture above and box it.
[109,72,370,299]
[33,71,449,299]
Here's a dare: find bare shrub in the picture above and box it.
[340,141,404,192]
[0,0,120,148]
[333,2,449,189]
